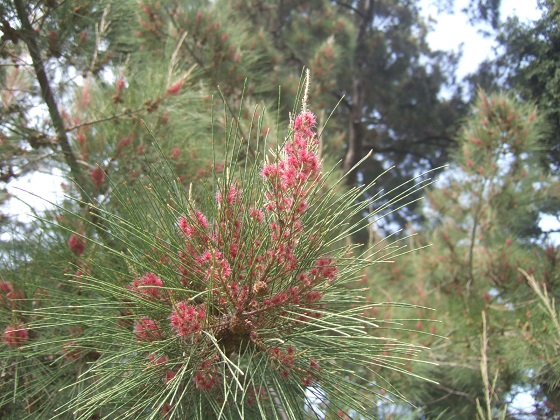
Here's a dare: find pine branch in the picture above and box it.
[520,269,560,337]
[66,108,145,132]
[466,178,490,295]
[479,311,492,420]
[14,0,85,192]
[13,0,115,248]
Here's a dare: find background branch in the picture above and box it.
[14,0,115,247]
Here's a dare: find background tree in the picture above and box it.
[469,0,560,180]
[365,92,560,418]
[3,0,516,235]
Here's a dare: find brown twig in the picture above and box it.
[66,108,144,132]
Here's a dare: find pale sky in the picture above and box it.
[423,0,542,79]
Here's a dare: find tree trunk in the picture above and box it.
[342,0,374,186]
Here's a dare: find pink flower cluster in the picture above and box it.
[196,249,232,283]
[91,167,105,189]
[1,281,25,309]
[2,283,30,349]
[193,358,220,391]
[166,80,183,96]
[262,110,321,194]
[68,234,86,256]
[246,386,268,406]
[169,302,206,337]
[128,272,165,300]
[134,316,163,342]
[3,324,28,348]
[123,109,336,396]
[270,346,296,379]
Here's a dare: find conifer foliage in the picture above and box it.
[366,92,560,418]
[7,0,558,418]
[0,68,432,418]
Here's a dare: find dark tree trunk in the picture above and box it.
[342,0,374,186]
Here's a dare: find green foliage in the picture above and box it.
[470,0,560,177]
[0,73,435,417]
[3,0,558,418]
[365,92,560,418]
